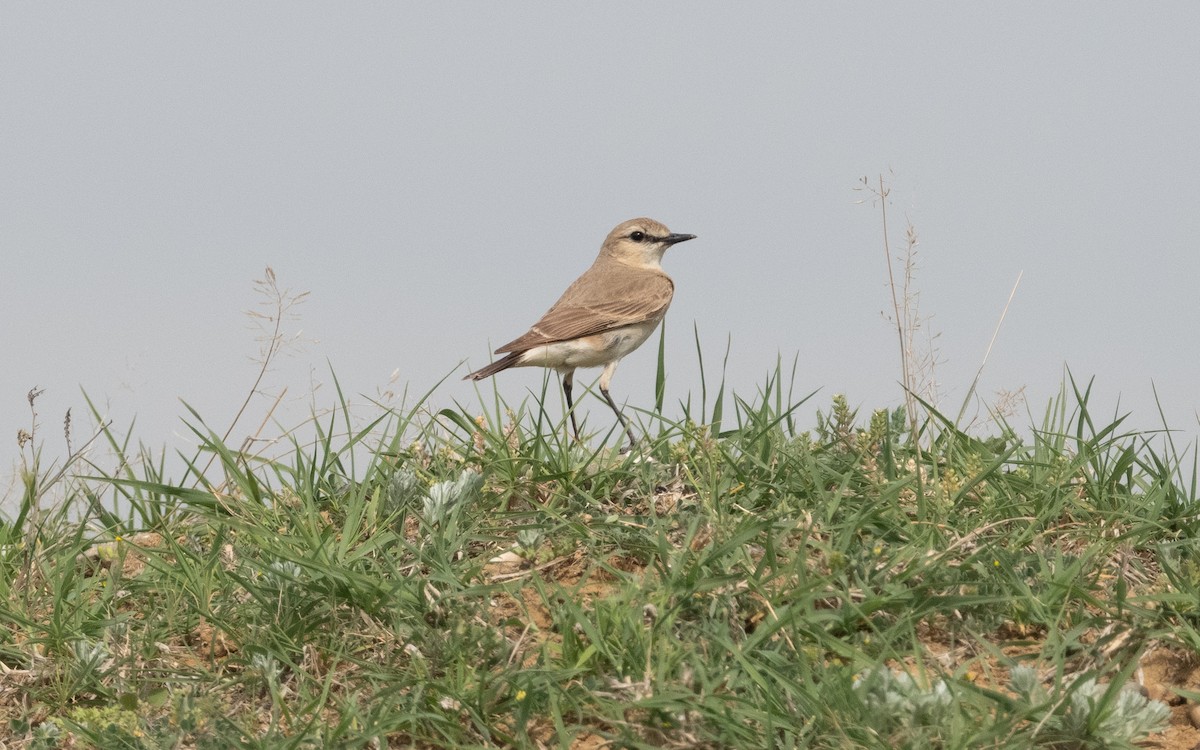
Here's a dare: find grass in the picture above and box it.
[3,356,1199,749]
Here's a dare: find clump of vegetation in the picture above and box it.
[2,358,1196,748]
[853,665,1172,749]
[1009,666,1171,748]
[854,668,956,735]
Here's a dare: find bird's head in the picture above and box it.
[600,218,696,270]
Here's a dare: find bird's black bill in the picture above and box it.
[662,233,697,246]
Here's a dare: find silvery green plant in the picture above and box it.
[264,559,303,587]
[386,468,423,511]
[70,638,111,687]
[423,469,482,526]
[854,667,954,731]
[1010,666,1169,748]
[515,528,544,560]
[250,651,285,717]
[31,719,62,750]
[250,652,281,684]
[1009,665,1041,699]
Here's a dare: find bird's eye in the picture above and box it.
[630,231,646,242]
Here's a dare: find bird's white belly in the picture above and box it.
[519,320,661,370]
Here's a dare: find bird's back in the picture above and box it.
[496,256,674,354]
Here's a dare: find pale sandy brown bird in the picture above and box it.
[464,217,696,449]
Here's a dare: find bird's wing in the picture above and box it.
[495,267,674,353]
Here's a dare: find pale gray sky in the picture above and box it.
[4,5,1199,501]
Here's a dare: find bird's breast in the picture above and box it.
[596,319,662,359]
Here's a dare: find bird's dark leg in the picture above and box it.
[601,386,637,450]
[599,361,637,450]
[561,369,582,442]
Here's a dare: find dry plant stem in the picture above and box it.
[194,268,301,487]
[212,298,282,460]
[36,422,111,501]
[23,386,45,529]
[213,387,288,496]
[239,387,288,458]
[956,271,1023,427]
[877,176,921,453]
[901,224,934,402]
[20,409,109,610]
[19,387,44,609]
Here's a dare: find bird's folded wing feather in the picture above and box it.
[495,269,674,353]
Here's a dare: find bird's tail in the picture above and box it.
[463,352,523,381]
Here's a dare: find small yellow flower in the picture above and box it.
[994,560,1000,567]
[515,690,527,701]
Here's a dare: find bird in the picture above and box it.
[464,217,696,450]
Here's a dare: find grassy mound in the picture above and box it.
[3,370,1199,749]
